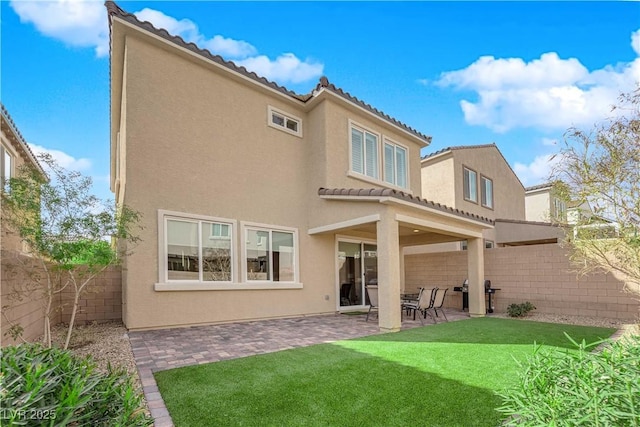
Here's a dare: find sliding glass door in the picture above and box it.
[337,240,378,308]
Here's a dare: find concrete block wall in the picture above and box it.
[1,251,122,346]
[57,266,123,324]
[405,243,639,320]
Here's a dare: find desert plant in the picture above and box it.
[0,343,152,426]
[497,334,640,426]
[1,153,141,349]
[506,302,536,317]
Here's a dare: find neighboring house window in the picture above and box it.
[268,106,302,137]
[351,125,379,180]
[165,216,233,282]
[1,144,13,191]
[383,140,408,189]
[463,167,478,203]
[245,225,297,282]
[553,198,567,222]
[485,240,494,249]
[480,176,493,209]
[460,240,468,250]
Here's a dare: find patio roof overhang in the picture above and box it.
[310,188,493,245]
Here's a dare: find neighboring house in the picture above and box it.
[1,103,47,344]
[525,183,568,223]
[407,144,565,254]
[410,144,524,253]
[1,103,46,254]
[106,1,495,332]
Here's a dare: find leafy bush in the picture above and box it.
[497,334,640,426]
[506,302,536,317]
[0,344,152,426]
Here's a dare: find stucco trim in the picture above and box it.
[308,214,381,235]
[154,282,303,291]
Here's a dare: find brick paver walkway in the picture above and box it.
[129,310,470,426]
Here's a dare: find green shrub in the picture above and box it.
[506,302,536,317]
[0,343,152,426]
[497,334,640,426]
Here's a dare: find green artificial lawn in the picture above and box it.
[155,318,615,427]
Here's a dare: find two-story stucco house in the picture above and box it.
[106,1,495,332]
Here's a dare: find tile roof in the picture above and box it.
[105,1,431,144]
[525,182,554,192]
[1,103,47,178]
[318,187,494,225]
[420,143,498,161]
[421,142,525,189]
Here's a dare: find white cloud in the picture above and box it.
[29,144,92,172]
[134,8,257,59]
[235,53,324,84]
[632,29,640,56]
[133,9,323,83]
[10,1,323,84]
[436,30,640,133]
[10,0,109,57]
[513,153,561,187]
[541,137,558,147]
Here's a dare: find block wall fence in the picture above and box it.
[405,243,639,320]
[1,252,122,346]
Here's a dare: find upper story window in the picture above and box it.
[1,144,14,192]
[268,106,302,137]
[383,140,408,189]
[480,175,493,209]
[463,167,478,203]
[165,215,234,282]
[351,125,379,180]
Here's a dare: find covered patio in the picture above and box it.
[311,188,494,332]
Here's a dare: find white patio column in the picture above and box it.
[377,210,401,332]
[467,237,486,317]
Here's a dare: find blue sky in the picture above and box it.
[2,1,639,201]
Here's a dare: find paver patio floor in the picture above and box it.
[129,310,470,426]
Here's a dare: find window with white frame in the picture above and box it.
[463,167,478,203]
[1,144,14,192]
[351,125,379,180]
[383,140,408,188]
[165,217,233,282]
[480,175,493,209]
[485,240,494,249]
[268,106,302,137]
[245,226,296,282]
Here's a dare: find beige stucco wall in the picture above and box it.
[525,190,551,222]
[405,244,639,320]
[421,155,455,206]
[449,147,525,221]
[1,128,33,254]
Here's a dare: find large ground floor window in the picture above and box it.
[244,224,297,283]
[164,213,234,282]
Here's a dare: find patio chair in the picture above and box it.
[402,287,437,325]
[431,288,449,322]
[365,286,378,322]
